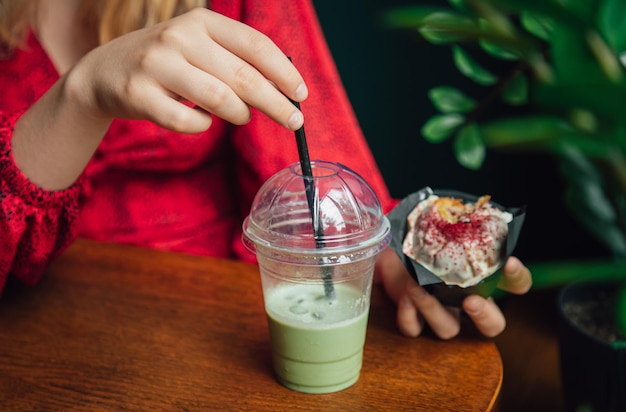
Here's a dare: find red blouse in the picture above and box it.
[0,0,394,293]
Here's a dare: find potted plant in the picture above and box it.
[383,0,626,410]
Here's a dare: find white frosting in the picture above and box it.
[402,195,512,287]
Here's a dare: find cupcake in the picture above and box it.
[386,187,525,306]
[402,194,512,288]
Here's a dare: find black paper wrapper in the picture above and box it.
[387,187,526,307]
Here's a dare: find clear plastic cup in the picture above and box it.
[242,160,391,394]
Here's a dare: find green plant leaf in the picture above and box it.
[452,46,498,85]
[502,73,528,105]
[558,141,602,191]
[479,115,618,159]
[527,258,626,289]
[559,144,626,257]
[454,123,485,169]
[448,0,471,13]
[598,0,626,54]
[475,17,537,61]
[421,114,465,143]
[550,20,617,85]
[551,137,619,161]
[568,109,598,133]
[380,6,442,29]
[428,86,476,113]
[564,184,626,256]
[384,3,542,60]
[587,30,623,83]
[479,116,571,148]
[490,0,591,26]
[479,39,520,60]
[520,11,553,41]
[533,81,626,122]
[418,12,480,44]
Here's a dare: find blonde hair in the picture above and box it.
[0,0,36,49]
[0,0,206,50]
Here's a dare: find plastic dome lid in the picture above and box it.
[242,161,391,264]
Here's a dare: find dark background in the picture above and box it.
[312,0,609,265]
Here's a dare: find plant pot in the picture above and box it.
[557,281,626,412]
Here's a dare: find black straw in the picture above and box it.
[288,61,335,300]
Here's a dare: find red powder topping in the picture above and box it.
[402,194,512,287]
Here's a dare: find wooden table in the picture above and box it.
[0,239,502,411]
[495,289,564,411]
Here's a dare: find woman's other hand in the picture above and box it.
[374,248,532,339]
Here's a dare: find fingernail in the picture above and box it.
[294,83,308,101]
[505,258,521,278]
[508,257,520,271]
[288,111,303,130]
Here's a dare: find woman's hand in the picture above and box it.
[374,248,532,339]
[68,7,307,133]
[14,7,307,191]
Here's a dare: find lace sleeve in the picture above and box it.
[0,110,86,293]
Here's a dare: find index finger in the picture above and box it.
[203,10,307,102]
[187,12,307,129]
